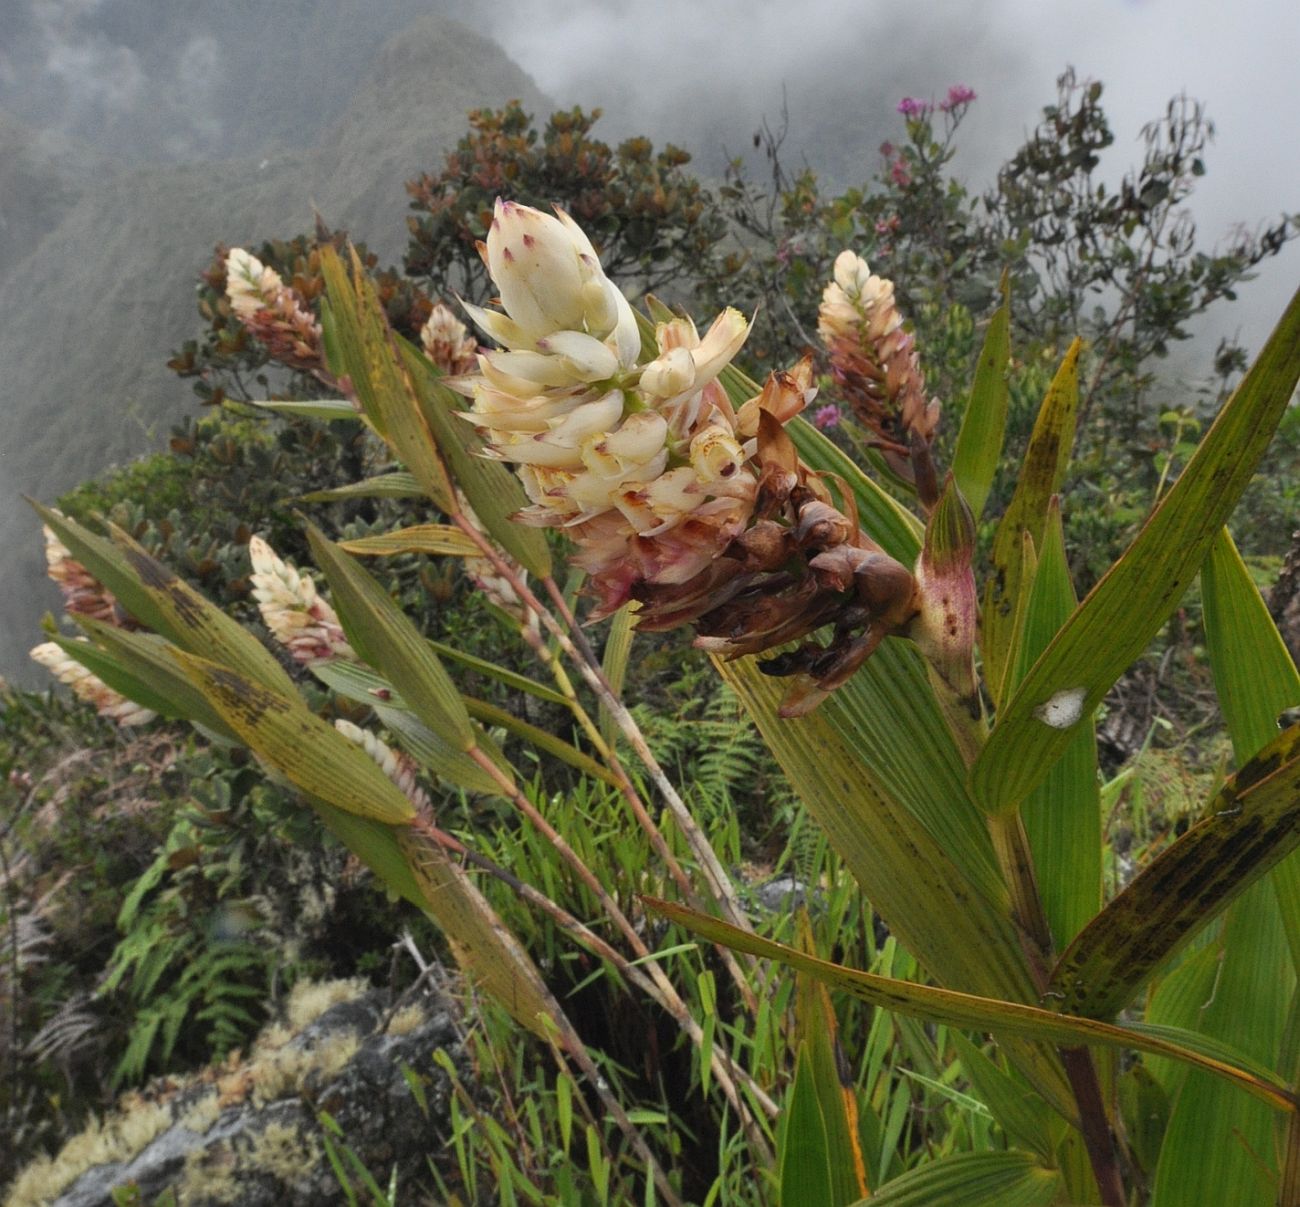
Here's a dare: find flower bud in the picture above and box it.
[485,199,589,339]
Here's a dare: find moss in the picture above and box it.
[178,1093,221,1136]
[284,977,369,1033]
[3,1098,172,1207]
[177,1144,240,1207]
[250,1033,361,1108]
[244,1122,320,1186]
[385,1001,427,1037]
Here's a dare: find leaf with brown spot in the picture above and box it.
[105,523,299,697]
[980,340,1081,707]
[173,649,415,825]
[1047,721,1300,1019]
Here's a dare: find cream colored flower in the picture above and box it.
[420,303,478,375]
[247,536,354,664]
[224,248,322,371]
[225,248,284,321]
[42,522,121,625]
[30,641,156,726]
[334,720,430,813]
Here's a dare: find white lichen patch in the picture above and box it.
[245,1122,321,1185]
[284,976,369,1031]
[178,1091,221,1136]
[3,1098,172,1207]
[385,1001,427,1037]
[178,1145,241,1207]
[250,1032,361,1107]
[1033,687,1088,729]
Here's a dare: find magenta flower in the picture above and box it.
[896,97,931,118]
[939,84,977,112]
[812,404,843,432]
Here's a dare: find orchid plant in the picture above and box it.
[27,196,1300,1206]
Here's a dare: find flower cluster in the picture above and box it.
[419,303,478,376]
[940,84,977,112]
[43,523,126,627]
[453,199,761,618]
[30,641,157,726]
[247,536,354,664]
[818,250,940,505]
[31,519,153,726]
[334,719,431,814]
[456,200,923,713]
[224,248,323,372]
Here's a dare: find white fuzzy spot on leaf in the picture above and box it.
[1033,687,1087,729]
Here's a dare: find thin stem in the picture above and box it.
[517,617,760,1016]
[452,511,755,950]
[537,573,753,939]
[464,746,779,1145]
[410,815,665,1004]
[1060,1048,1127,1207]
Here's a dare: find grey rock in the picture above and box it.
[46,988,465,1207]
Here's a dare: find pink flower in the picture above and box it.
[896,97,931,118]
[940,84,977,112]
[812,404,843,431]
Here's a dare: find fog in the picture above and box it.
[487,0,1299,342]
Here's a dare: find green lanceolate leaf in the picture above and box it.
[975,286,1300,814]
[792,917,871,1204]
[1047,721,1300,1019]
[462,696,618,787]
[1011,499,1101,950]
[66,620,235,738]
[645,898,1297,1113]
[294,471,422,503]
[48,632,186,722]
[850,1150,1060,1207]
[1151,528,1300,1207]
[108,523,301,697]
[307,526,476,753]
[173,650,414,824]
[714,653,1080,1124]
[1202,528,1300,767]
[315,656,608,787]
[249,398,360,421]
[980,339,1081,707]
[396,337,552,579]
[307,799,425,909]
[398,827,560,1041]
[949,1033,1058,1160]
[598,603,635,748]
[717,652,1027,1002]
[33,505,295,698]
[338,525,481,558]
[1148,884,1291,1207]
[32,503,185,649]
[778,1049,836,1207]
[951,270,1012,521]
[1201,525,1300,966]
[307,657,500,794]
